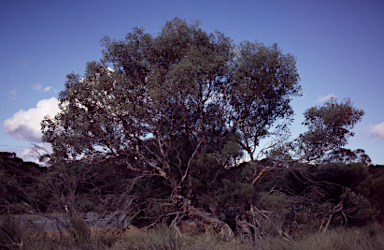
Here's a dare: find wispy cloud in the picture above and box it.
[44,86,52,92]
[317,94,335,102]
[3,97,60,142]
[31,83,43,91]
[9,89,16,96]
[11,59,31,67]
[9,89,16,99]
[363,121,384,140]
[31,83,53,92]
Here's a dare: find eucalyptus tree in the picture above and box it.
[42,18,301,236]
[296,98,364,163]
[259,97,365,186]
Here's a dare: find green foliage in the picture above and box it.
[357,166,384,218]
[191,163,256,215]
[340,188,378,223]
[311,163,369,196]
[326,148,372,166]
[257,191,291,212]
[297,98,364,162]
[243,162,378,235]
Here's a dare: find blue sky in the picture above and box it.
[1,0,384,164]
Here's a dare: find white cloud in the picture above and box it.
[363,121,384,139]
[3,97,60,142]
[317,94,335,102]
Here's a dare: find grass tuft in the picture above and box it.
[2,217,384,249]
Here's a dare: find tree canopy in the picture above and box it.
[295,97,364,162]
[42,18,301,194]
[40,19,369,239]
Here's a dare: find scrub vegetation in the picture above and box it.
[1,19,383,249]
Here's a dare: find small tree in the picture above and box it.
[295,98,364,163]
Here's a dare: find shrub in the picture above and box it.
[0,216,26,249]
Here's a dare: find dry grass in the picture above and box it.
[110,222,384,250]
[289,222,384,250]
[2,215,384,250]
